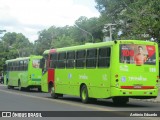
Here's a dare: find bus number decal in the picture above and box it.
[149,68,156,72]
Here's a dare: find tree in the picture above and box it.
[1,32,32,58]
[0,30,6,34]
[51,34,77,48]
[0,32,33,73]
[95,0,160,40]
[74,16,103,43]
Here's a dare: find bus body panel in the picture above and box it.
[55,69,111,98]
[41,71,48,92]
[48,69,54,84]
[5,55,42,89]
[110,40,158,98]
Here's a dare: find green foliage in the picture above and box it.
[51,34,78,48]
[95,0,160,41]
[0,32,34,72]
[1,32,33,57]
[35,18,103,55]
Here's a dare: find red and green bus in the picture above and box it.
[4,55,42,91]
[41,49,56,92]
[41,40,159,105]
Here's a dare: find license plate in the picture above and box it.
[134,86,142,89]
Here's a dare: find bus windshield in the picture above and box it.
[32,59,40,68]
[120,44,156,65]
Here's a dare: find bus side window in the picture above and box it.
[66,51,75,68]
[11,62,13,71]
[57,52,66,68]
[98,47,111,68]
[76,50,86,68]
[13,62,15,71]
[40,58,45,69]
[24,60,28,71]
[9,62,12,71]
[50,53,57,68]
[86,49,97,68]
[20,61,24,71]
[17,61,20,71]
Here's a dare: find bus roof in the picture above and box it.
[56,40,157,52]
[43,49,56,55]
[42,40,157,53]
[43,50,50,55]
[6,55,42,63]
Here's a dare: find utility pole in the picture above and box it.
[102,23,116,41]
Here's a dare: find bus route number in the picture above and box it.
[122,50,134,57]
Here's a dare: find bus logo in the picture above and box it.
[121,77,126,82]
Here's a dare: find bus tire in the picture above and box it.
[6,79,9,85]
[51,87,58,99]
[7,85,11,89]
[38,88,42,92]
[10,86,14,89]
[112,97,129,105]
[48,83,53,93]
[80,85,89,104]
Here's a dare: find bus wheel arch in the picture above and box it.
[80,84,89,103]
[51,85,58,99]
[48,81,53,92]
[18,79,23,91]
[7,79,11,89]
[6,79,9,85]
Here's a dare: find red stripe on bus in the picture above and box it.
[121,86,154,89]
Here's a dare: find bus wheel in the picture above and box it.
[112,97,129,105]
[51,87,58,99]
[80,85,89,103]
[10,86,14,89]
[7,85,11,89]
[38,88,42,92]
[48,83,53,93]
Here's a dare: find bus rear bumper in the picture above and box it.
[111,88,158,99]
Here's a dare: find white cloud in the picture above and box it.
[0,0,99,42]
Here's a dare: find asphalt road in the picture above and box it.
[0,84,160,120]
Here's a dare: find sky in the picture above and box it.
[0,0,100,42]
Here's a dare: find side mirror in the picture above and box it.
[40,58,45,69]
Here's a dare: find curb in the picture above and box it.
[131,97,160,103]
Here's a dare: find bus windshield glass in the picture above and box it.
[120,44,156,65]
[32,59,40,68]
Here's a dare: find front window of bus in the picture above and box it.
[32,59,40,68]
[120,44,156,65]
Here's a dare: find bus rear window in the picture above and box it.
[32,59,40,68]
[120,44,156,65]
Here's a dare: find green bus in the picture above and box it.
[4,55,42,91]
[41,40,159,105]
